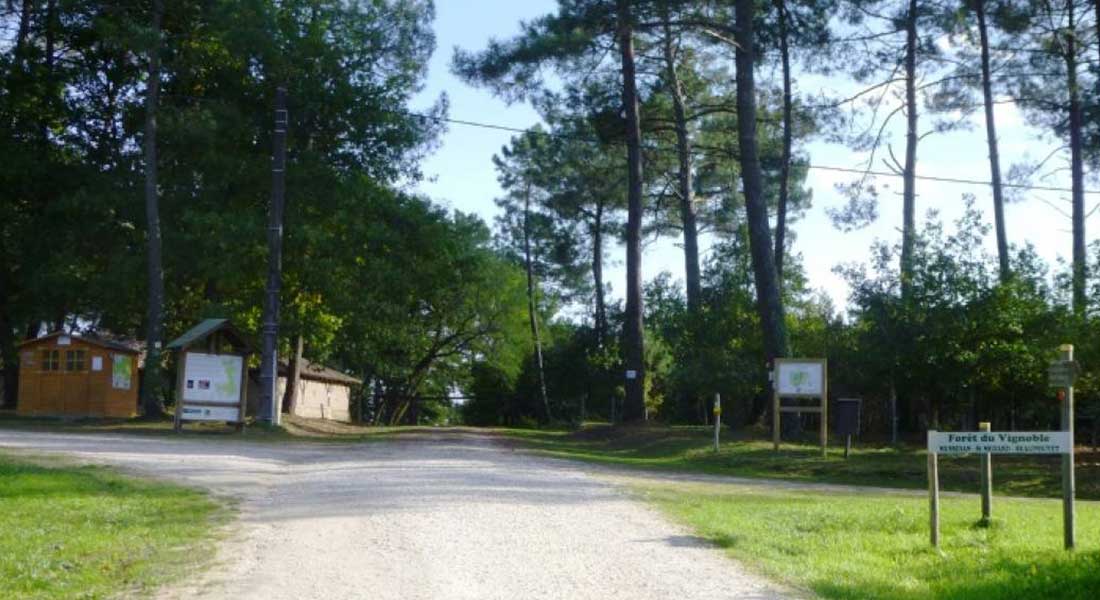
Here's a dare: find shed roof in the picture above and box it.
[279,358,362,386]
[18,331,140,354]
[166,319,253,353]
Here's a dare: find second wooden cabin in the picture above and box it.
[16,332,140,418]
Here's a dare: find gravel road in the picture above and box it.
[0,429,790,600]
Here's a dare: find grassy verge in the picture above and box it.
[638,480,1100,600]
[505,425,1100,500]
[0,452,228,598]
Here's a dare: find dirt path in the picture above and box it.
[0,429,791,600]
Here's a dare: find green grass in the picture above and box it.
[0,453,228,599]
[639,481,1100,600]
[505,425,1100,500]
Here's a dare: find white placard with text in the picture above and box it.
[928,431,1071,455]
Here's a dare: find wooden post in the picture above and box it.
[713,393,721,452]
[928,445,940,548]
[772,380,780,452]
[821,360,828,457]
[844,434,852,459]
[979,421,992,524]
[173,349,186,432]
[1060,343,1076,550]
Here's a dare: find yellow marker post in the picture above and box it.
[713,393,721,452]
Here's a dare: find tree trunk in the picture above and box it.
[1065,7,1086,316]
[975,0,1010,282]
[735,0,789,423]
[140,0,166,419]
[900,0,918,297]
[660,11,701,314]
[282,334,303,416]
[592,201,607,348]
[617,0,646,423]
[773,0,793,281]
[523,185,552,423]
[15,0,31,65]
[0,278,17,409]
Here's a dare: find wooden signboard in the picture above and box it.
[167,319,253,432]
[928,343,1078,550]
[773,358,828,455]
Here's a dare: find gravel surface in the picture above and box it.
[0,429,791,600]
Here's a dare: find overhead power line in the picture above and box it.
[395,108,1100,196]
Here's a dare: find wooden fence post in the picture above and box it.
[928,441,940,548]
[1060,344,1076,550]
[979,421,992,524]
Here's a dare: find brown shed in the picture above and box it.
[17,332,140,418]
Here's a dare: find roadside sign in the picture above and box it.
[929,345,1077,551]
[1048,360,1079,388]
[928,430,1071,455]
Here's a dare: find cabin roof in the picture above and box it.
[281,358,362,386]
[18,331,140,354]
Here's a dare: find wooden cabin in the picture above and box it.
[17,332,140,418]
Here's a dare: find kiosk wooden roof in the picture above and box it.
[167,319,253,354]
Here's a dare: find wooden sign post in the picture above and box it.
[773,358,828,456]
[713,393,721,452]
[1052,344,1077,550]
[979,421,992,525]
[166,319,253,432]
[927,429,1073,548]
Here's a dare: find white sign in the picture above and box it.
[625,370,637,380]
[91,356,103,371]
[776,361,824,396]
[58,335,71,346]
[182,353,243,406]
[180,405,241,422]
[928,431,1072,455]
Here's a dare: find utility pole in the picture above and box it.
[259,86,288,425]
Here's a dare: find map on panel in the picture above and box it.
[182,352,243,405]
[776,361,824,396]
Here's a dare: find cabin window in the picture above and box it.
[65,350,86,372]
[39,350,60,372]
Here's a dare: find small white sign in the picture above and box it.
[776,361,824,396]
[91,356,103,371]
[928,431,1072,455]
[58,335,71,346]
[180,405,241,422]
[625,370,637,380]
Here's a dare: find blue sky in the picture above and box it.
[412,1,1088,310]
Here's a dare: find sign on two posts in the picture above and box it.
[772,359,828,455]
[927,344,1078,550]
[928,431,1072,455]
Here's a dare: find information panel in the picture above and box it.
[928,430,1072,455]
[181,352,243,406]
[775,361,824,396]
